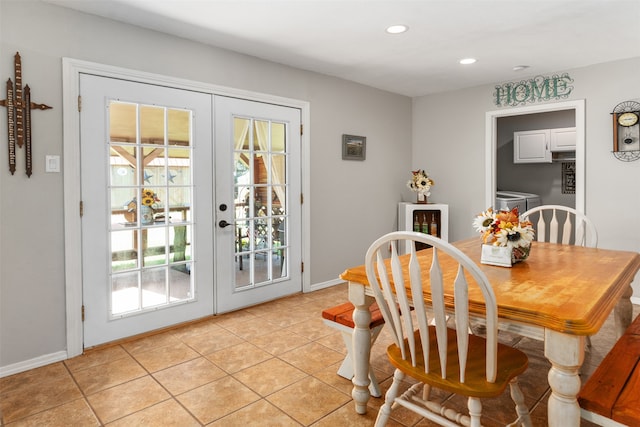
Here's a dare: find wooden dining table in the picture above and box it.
[340,237,640,427]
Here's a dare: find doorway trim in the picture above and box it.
[62,58,311,358]
[485,99,585,213]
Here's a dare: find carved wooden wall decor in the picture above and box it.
[0,52,52,177]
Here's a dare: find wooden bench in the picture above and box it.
[322,302,386,397]
[578,315,640,426]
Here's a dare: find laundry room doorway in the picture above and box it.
[485,100,585,214]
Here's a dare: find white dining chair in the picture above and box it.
[521,205,598,248]
[366,231,531,427]
[521,204,598,348]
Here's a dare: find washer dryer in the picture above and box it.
[496,191,542,211]
[494,193,526,214]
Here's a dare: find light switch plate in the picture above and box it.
[45,155,60,173]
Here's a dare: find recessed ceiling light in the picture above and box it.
[386,24,408,34]
[459,58,477,65]
[513,65,530,71]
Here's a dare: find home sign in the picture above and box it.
[494,73,573,107]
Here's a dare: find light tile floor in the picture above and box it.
[1,283,637,426]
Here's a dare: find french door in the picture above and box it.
[214,96,302,313]
[80,74,214,347]
[79,74,302,347]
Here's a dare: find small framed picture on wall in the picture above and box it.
[342,134,366,160]
[562,162,575,194]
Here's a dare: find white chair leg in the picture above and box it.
[422,383,432,401]
[468,397,482,427]
[367,366,382,397]
[375,369,404,427]
[507,378,532,427]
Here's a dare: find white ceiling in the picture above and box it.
[44,0,640,97]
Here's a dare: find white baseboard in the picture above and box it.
[0,350,68,378]
[307,277,345,292]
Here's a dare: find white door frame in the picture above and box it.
[62,58,311,358]
[485,99,585,213]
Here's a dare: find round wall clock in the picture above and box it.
[618,112,639,127]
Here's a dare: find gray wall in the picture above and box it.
[0,0,411,370]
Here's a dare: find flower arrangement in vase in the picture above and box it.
[473,207,535,267]
[124,188,161,225]
[407,169,434,204]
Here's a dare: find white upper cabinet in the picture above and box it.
[550,127,576,152]
[514,129,551,163]
[514,127,576,163]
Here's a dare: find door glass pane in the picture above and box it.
[254,251,269,283]
[169,263,192,300]
[233,116,289,289]
[271,155,286,184]
[235,118,251,150]
[141,267,167,308]
[109,145,137,186]
[169,225,191,264]
[271,122,285,152]
[109,102,137,144]
[275,217,287,278]
[253,120,268,151]
[111,230,137,270]
[167,147,191,185]
[143,227,167,267]
[168,109,191,147]
[140,105,165,145]
[167,188,190,223]
[110,188,137,226]
[272,185,286,210]
[111,271,139,315]
[143,147,166,186]
[108,101,195,318]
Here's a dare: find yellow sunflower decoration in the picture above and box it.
[141,189,158,207]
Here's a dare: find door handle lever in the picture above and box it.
[219,220,232,228]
